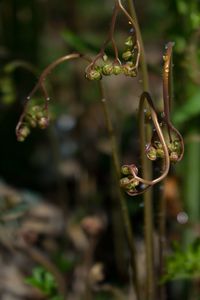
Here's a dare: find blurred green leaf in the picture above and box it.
[0,76,15,104]
[4,60,38,75]
[25,266,59,297]
[161,238,200,283]
[173,92,200,126]
[61,30,98,53]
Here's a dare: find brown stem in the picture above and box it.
[158,185,167,300]
[163,42,184,161]
[124,92,170,196]
[125,1,154,299]
[16,53,91,135]
[99,81,141,300]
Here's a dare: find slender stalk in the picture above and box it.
[126,1,154,299]
[99,81,141,300]
[158,188,166,300]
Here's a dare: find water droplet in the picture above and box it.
[177,211,188,224]
[46,97,50,101]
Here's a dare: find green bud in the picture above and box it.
[102,64,113,76]
[146,145,157,161]
[120,177,130,187]
[170,152,179,162]
[125,36,134,48]
[130,179,139,188]
[168,140,180,153]
[123,62,137,77]
[121,165,131,175]
[122,50,132,61]
[86,69,102,81]
[38,117,49,129]
[17,125,30,142]
[31,106,44,120]
[26,114,37,128]
[113,64,122,75]
[31,105,40,114]
[156,148,165,158]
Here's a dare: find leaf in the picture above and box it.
[61,30,98,53]
[173,92,200,126]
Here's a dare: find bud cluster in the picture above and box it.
[120,164,139,194]
[85,36,138,80]
[121,36,138,77]
[17,105,49,142]
[145,140,181,162]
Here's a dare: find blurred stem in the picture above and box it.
[158,185,166,300]
[126,1,154,299]
[99,81,141,300]
[184,134,200,245]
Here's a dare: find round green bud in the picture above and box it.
[170,152,179,162]
[86,69,102,81]
[156,148,165,158]
[29,117,37,128]
[38,117,49,129]
[169,140,180,152]
[125,36,134,49]
[125,179,139,191]
[102,64,113,76]
[122,50,132,61]
[17,125,30,142]
[131,179,139,188]
[146,146,157,161]
[123,62,137,77]
[129,69,137,77]
[120,177,130,187]
[31,106,44,120]
[26,114,37,128]
[31,105,40,114]
[113,65,122,75]
[121,165,131,175]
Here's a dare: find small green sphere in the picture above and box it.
[122,50,132,61]
[86,69,102,81]
[113,65,122,75]
[102,64,113,76]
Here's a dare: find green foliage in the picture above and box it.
[25,266,63,300]
[53,253,75,273]
[162,239,200,283]
[173,91,200,127]
[61,30,98,53]
[0,76,15,105]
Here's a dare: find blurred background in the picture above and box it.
[0,0,200,299]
